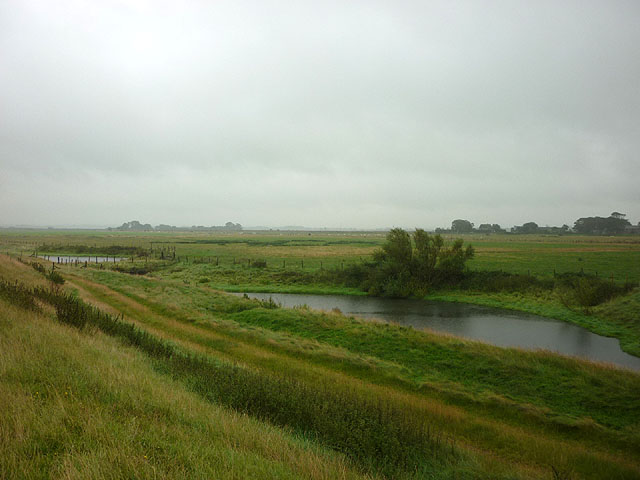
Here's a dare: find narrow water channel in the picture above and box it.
[38,255,125,263]
[239,292,640,371]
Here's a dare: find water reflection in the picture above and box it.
[238,292,640,371]
[37,255,125,263]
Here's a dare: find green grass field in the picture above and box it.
[2,230,639,282]
[1,230,640,478]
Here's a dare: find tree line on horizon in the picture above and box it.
[435,212,638,235]
[107,212,638,235]
[109,220,242,232]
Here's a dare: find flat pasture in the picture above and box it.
[2,230,639,282]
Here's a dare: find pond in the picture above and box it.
[38,255,126,264]
[239,292,640,371]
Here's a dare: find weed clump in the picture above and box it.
[555,273,634,310]
[46,270,65,285]
[0,279,40,311]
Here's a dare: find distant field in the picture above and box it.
[2,230,639,283]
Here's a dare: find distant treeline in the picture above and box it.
[436,212,639,235]
[108,220,242,232]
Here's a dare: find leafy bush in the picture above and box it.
[111,262,168,275]
[29,261,46,274]
[47,270,65,285]
[460,271,552,293]
[332,228,475,298]
[258,296,280,309]
[555,273,633,308]
[0,279,40,311]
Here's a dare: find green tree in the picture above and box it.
[368,228,474,297]
[374,228,412,268]
[573,215,630,234]
[370,228,413,297]
[412,228,442,284]
[451,219,474,233]
[435,239,475,283]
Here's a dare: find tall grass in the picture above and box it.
[0,303,371,480]
[3,279,455,477]
[0,278,40,311]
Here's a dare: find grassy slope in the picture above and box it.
[53,264,640,479]
[0,302,371,479]
[0,256,484,480]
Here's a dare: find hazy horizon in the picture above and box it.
[2,1,639,228]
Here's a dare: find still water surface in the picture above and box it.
[38,255,125,263]
[240,292,640,371]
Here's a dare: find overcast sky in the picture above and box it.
[1,0,639,229]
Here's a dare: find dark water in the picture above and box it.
[38,255,125,263]
[239,292,640,371]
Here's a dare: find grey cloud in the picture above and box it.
[1,0,639,228]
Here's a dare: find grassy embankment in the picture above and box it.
[0,259,373,480]
[4,253,638,478]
